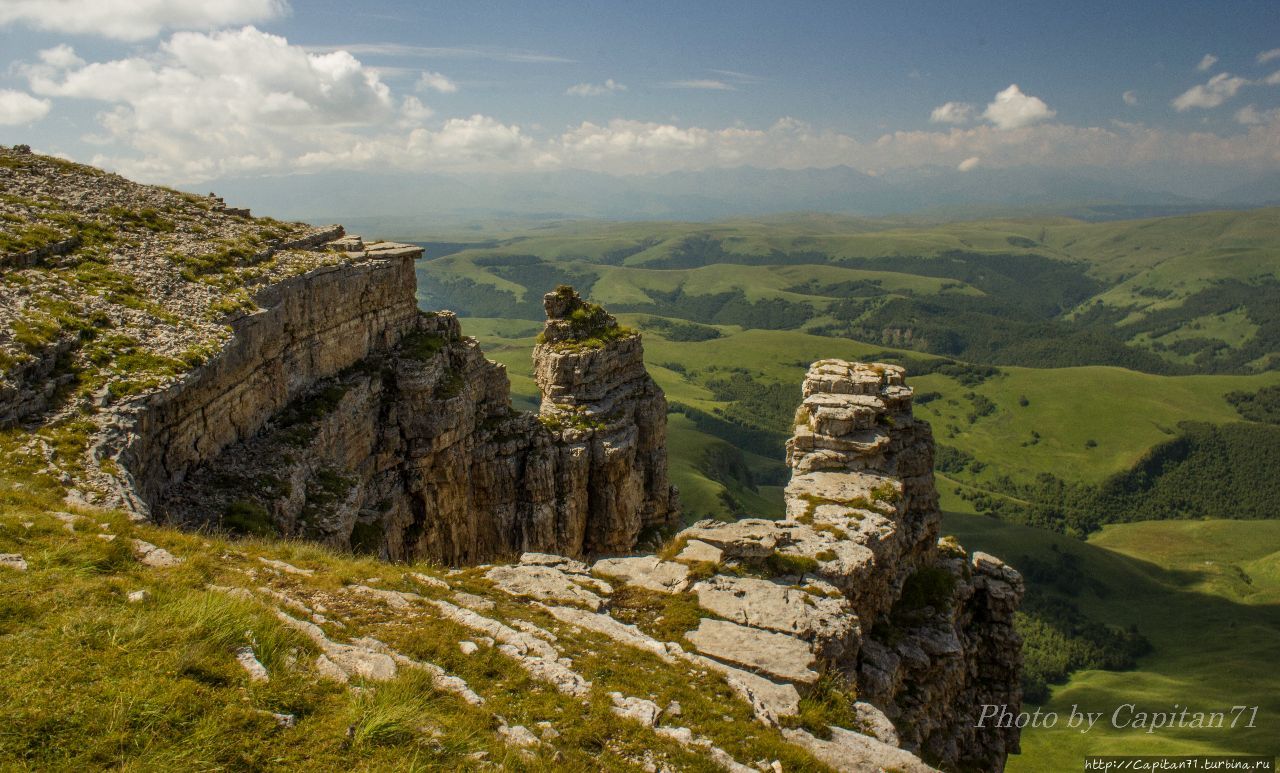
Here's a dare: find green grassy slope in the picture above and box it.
[945,514,1280,770]
[914,366,1280,483]
[417,208,1279,377]
[0,484,832,772]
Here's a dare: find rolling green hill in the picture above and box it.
[413,208,1280,374]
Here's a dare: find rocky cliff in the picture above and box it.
[0,146,678,564]
[531,360,1025,771]
[143,281,679,564]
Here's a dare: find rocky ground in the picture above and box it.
[0,144,358,498]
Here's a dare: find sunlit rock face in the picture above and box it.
[602,359,1024,772]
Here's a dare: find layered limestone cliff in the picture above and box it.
[138,276,678,564]
[560,360,1024,772]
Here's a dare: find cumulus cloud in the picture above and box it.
[1259,48,1280,65]
[1172,72,1249,110]
[1123,90,1139,106]
[416,71,458,93]
[13,28,1280,184]
[1235,104,1279,125]
[664,79,735,91]
[565,78,626,97]
[983,84,1055,129]
[294,113,533,170]
[398,95,433,124]
[1197,54,1219,71]
[548,116,1280,176]
[25,26,397,179]
[930,101,975,124]
[38,44,85,69]
[0,89,51,125]
[0,0,287,41]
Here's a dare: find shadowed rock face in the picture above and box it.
[130,257,678,563]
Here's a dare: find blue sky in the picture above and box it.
[1,0,1277,185]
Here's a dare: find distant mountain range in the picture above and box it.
[203,164,1280,230]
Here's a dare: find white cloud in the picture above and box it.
[14,28,1280,184]
[565,78,626,97]
[1258,48,1280,65]
[398,95,433,124]
[1266,70,1280,86]
[664,79,735,91]
[305,43,573,64]
[930,101,975,124]
[38,45,85,69]
[709,69,763,84]
[0,89,51,125]
[982,84,1055,130]
[1123,90,1139,106]
[26,26,395,180]
[1172,72,1249,110]
[296,113,536,170]
[416,71,458,94]
[1197,53,1218,71]
[0,0,286,41]
[1235,104,1280,125]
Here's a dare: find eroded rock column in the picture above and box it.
[533,286,680,554]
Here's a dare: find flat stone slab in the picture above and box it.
[519,552,590,574]
[677,519,789,559]
[258,557,311,575]
[686,618,818,684]
[675,539,723,564]
[592,556,689,593]
[784,726,935,773]
[684,652,802,724]
[485,564,606,610]
[541,604,674,662]
[691,575,857,656]
[0,554,27,572]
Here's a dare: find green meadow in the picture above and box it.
[947,514,1280,770]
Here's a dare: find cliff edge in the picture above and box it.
[152,283,679,563]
